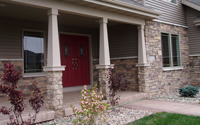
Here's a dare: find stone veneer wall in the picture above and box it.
[93,58,139,91]
[141,20,191,97]
[189,56,200,86]
[0,61,47,98]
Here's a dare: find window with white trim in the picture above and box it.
[163,0,177,4]
[161,33,181,68]
[23,31,44,73]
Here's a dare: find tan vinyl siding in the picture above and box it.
[185,6,200,55]
[146,0,186,26]
[108,24,138,58]
[0,17,48,59]
[0,17,99,59]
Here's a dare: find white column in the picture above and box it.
[96,18,112,69]
[43,8,65,71]
[136,25,149,67]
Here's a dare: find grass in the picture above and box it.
[127,112,200,125]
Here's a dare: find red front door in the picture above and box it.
[60,34,90,87]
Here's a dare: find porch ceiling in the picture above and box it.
[0,1,121,28]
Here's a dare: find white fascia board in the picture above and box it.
[194,20,200,26]
[83,0,162,19]
[7,0,145,25]
[100,0,162,15]
[182,0,200,11]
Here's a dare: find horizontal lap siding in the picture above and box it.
[0,17,48,59]
[0,17,99,59]
[185,6,200,55]
[108,24,138,58]
[146,0,186,26]
[0,20,21,59]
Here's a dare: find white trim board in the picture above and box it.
[188,54,200,57]
[93,56,138,61]
[152,19,188,28]
[7,0,146,25]
[182,0,200,11]
[0,59,23,61]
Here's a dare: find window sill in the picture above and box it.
[163,67,183,71]
[23,73,46,78]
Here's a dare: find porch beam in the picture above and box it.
[136,25,150,67]
[43,8,65,71]
[7,0,146,25]
[96,18,111,69]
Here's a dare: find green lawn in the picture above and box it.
[127,112,200,125]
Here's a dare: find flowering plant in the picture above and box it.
[70,84,109,125]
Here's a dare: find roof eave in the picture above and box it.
[182,0,200,11]
[194,20,200,26]
[83,0,162,19]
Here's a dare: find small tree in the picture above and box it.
[107,68,128,107]
[0,63,44,125]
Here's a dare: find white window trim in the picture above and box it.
[22,29,47,77]
[161,32,182,71]
[161,0,178,5]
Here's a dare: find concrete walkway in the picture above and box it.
[122,99,200,116]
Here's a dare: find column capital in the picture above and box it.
[99,18,108,24]
[137,25,145,30]
[48,8,58,16]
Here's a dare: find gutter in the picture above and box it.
[83,0,162,18]
[101,0,162,16]
[194,20,200,26]
[182,0,200,11]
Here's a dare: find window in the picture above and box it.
[163,0,177,4]
[161,33,181,68]
[23,31,44,73]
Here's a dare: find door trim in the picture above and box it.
[59,32,93,92]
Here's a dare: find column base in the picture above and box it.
[98,68,110,100]
[46,71,64,118]
[136,63,150,67]
[43,66,65,71]
[96,64,114,69]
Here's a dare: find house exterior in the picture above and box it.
[0,0,199,117]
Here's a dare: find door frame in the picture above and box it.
[59,32,93,92]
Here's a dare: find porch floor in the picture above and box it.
[0,91,148,125]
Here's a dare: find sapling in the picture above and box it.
[0,63,44,125]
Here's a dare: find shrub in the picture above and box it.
[0,63,44,125]
[107,68,128,107]
[70,84,109,125]
[179,85,199,97]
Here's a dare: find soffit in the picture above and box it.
[182,0,200,11]
[63,0,161,19]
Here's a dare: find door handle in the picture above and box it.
[75,62,78,69]
[72,62,75,69]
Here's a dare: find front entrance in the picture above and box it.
[60,34,90,87]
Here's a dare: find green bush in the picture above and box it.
[179,86,199,97]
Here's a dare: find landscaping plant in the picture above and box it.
[179,85,199,97]
[107,68,128,107]
[0,63,44,125]
[70,84,109,125]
